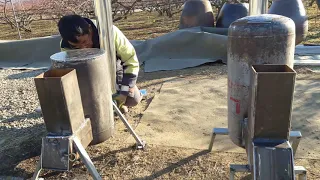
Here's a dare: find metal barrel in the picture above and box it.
[268,0,308,45]
[227,14,295,147]
[216,3,249,28]
[51,48,114,145]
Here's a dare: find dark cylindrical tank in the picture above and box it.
[268,0,308,45]
[51,48,114,145]
[216,3,249,28]
[227,14,295,147]
[179,0,214,29]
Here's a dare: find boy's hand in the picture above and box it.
[113,94,127,107]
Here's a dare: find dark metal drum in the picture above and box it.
[179,0,214,29]
[216,3,249,28]
[268,0,308,45]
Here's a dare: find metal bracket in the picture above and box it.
[229,165,307,180]
[289,131,302,157]
[112,101,146,149]
[229,164,250,180]
[208,128,228,151]
[294,166,307,180]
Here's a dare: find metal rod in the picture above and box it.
[31,158,42,180]
[249,0,269,15]
[208,131,216,152]
[112,101,145,148]
[73,137,102,180]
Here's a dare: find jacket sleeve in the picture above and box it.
[113,25,140,95]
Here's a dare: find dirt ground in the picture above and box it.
[1,64,320,180]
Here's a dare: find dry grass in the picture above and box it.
[305,4,320,44]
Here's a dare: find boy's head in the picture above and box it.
[58,15,93,49]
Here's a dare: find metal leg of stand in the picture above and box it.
[208,128,229,151]
[230,169,235,180]
[289,131,302,157]
[295,166,307,180]
[73,137,102,180]
[208,132,216,152]
[112,101,146,149]
[229,164,250,180]
[31,158,42,180]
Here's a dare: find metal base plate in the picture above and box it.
[41,136,73,171]
[209,127,307,180]
[229,164,307,180]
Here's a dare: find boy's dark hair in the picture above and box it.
[58,15,90,43]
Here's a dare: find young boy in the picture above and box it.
[58,15,142,113]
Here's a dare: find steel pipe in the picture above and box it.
[249,0,269,15]
[93,0,116,93]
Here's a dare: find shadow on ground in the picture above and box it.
[5,69,45,80]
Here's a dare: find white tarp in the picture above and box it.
[132,27,228,72]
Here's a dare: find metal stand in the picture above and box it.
[32,101,146,180]
[208,128,307,180]
[112,101,146,149]
[32,136,101,180]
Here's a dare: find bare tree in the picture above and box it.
[146,0,184,17]
[40,0,94,22]
[0,0,34,32]
[112,0,142,21]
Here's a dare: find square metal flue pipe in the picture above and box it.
[248,64,296,140]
